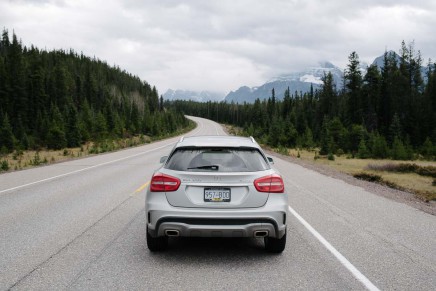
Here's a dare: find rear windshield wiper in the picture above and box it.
[187,165,219,170]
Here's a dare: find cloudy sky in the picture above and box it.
[1,0,435,95]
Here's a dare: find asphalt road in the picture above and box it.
[0,116,435,290]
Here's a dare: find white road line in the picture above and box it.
[0,143,176,195]
[1,116,205,195]
[288,205,380,291]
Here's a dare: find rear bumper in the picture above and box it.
[145,191,288,239]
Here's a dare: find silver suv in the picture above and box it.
[145,136,288,253]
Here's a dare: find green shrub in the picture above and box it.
[30,152,41,166]
[328,152,335,160]
[1,160,9,171]
[353,172,383,182]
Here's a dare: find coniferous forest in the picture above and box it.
[0,30,190,153]
[1,30,435,162]
[170,42,436,160]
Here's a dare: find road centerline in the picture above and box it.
[134,181,150,194]
[287,205,380,291]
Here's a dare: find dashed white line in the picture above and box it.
[288,205,380,291]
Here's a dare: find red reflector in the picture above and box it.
[150,173,181,192]
[254,174,284,193]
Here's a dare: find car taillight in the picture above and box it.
[254,174,284,193]
[150,173,181,192]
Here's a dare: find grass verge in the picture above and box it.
[285,148,436,202]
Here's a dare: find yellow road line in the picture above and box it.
[135,181,150,193]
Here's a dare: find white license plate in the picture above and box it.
[204,188,231,202]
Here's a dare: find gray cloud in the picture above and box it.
[1,0,435,94]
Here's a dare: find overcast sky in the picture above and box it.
[1,0,435,94]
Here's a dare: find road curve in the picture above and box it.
[0,116,435,290]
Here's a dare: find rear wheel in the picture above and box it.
[147,227,168,252]
[264,230,286,253]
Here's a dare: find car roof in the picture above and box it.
[176,135,260,149]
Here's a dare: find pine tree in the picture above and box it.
[344,51,363,125]
[420,137,434,159]
[94,112,108,140]
[47,125,67,150]
[362,64,381,131]
[357,139,370,159]
[318,72,337,119]
[0,114,15,152]
[369,132,389,159]
[303,127,314,149]
[319,117,331,155]
[379,51,399,136]
[391,136,408,160]
[66,106,82,147]
[389,113,402,144]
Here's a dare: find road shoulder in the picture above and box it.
[265,149,436,216]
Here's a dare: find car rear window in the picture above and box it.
[165,147,270,172]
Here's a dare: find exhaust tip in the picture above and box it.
[165,230,180,237]
[254,230,269,238]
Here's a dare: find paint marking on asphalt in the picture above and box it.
[288,205,380,291]
[135,181,150,193]
[0,143,175,195]
[0,116,209,195]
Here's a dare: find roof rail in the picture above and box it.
[179,136,184,143]
[249,136,256,143]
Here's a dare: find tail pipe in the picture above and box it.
[254,230,269,238]
[165,230,180,237]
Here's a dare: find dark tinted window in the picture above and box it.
[165,147,270,172]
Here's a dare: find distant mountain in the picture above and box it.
[372,50,428,82]
[167,52,430,105]
[371,50,401,68]
[224,61,343,103]
[163,89,225,102]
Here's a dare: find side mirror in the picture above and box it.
[267,157,274,164]
[159,156,168,164]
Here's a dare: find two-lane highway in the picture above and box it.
[0,116,435,290]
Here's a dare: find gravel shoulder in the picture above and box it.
[265,149,436,216]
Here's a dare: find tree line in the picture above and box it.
[169,41,436,160]
[0,29,190,153]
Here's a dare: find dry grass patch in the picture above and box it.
[0,135,151,172]
[1,121,196,174]
[285,148,436,202]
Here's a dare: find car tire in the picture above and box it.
[147,227,168,252]
[264,230,286,253]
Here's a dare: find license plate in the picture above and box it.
[204,188,231,202]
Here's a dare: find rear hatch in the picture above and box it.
[162,169,274,208]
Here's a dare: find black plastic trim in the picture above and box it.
[155,217,279,234]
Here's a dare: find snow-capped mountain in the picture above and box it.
[224,61,344,103]
[371,50,400,68]
[163,89,225,102]
[165,52,431,105]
